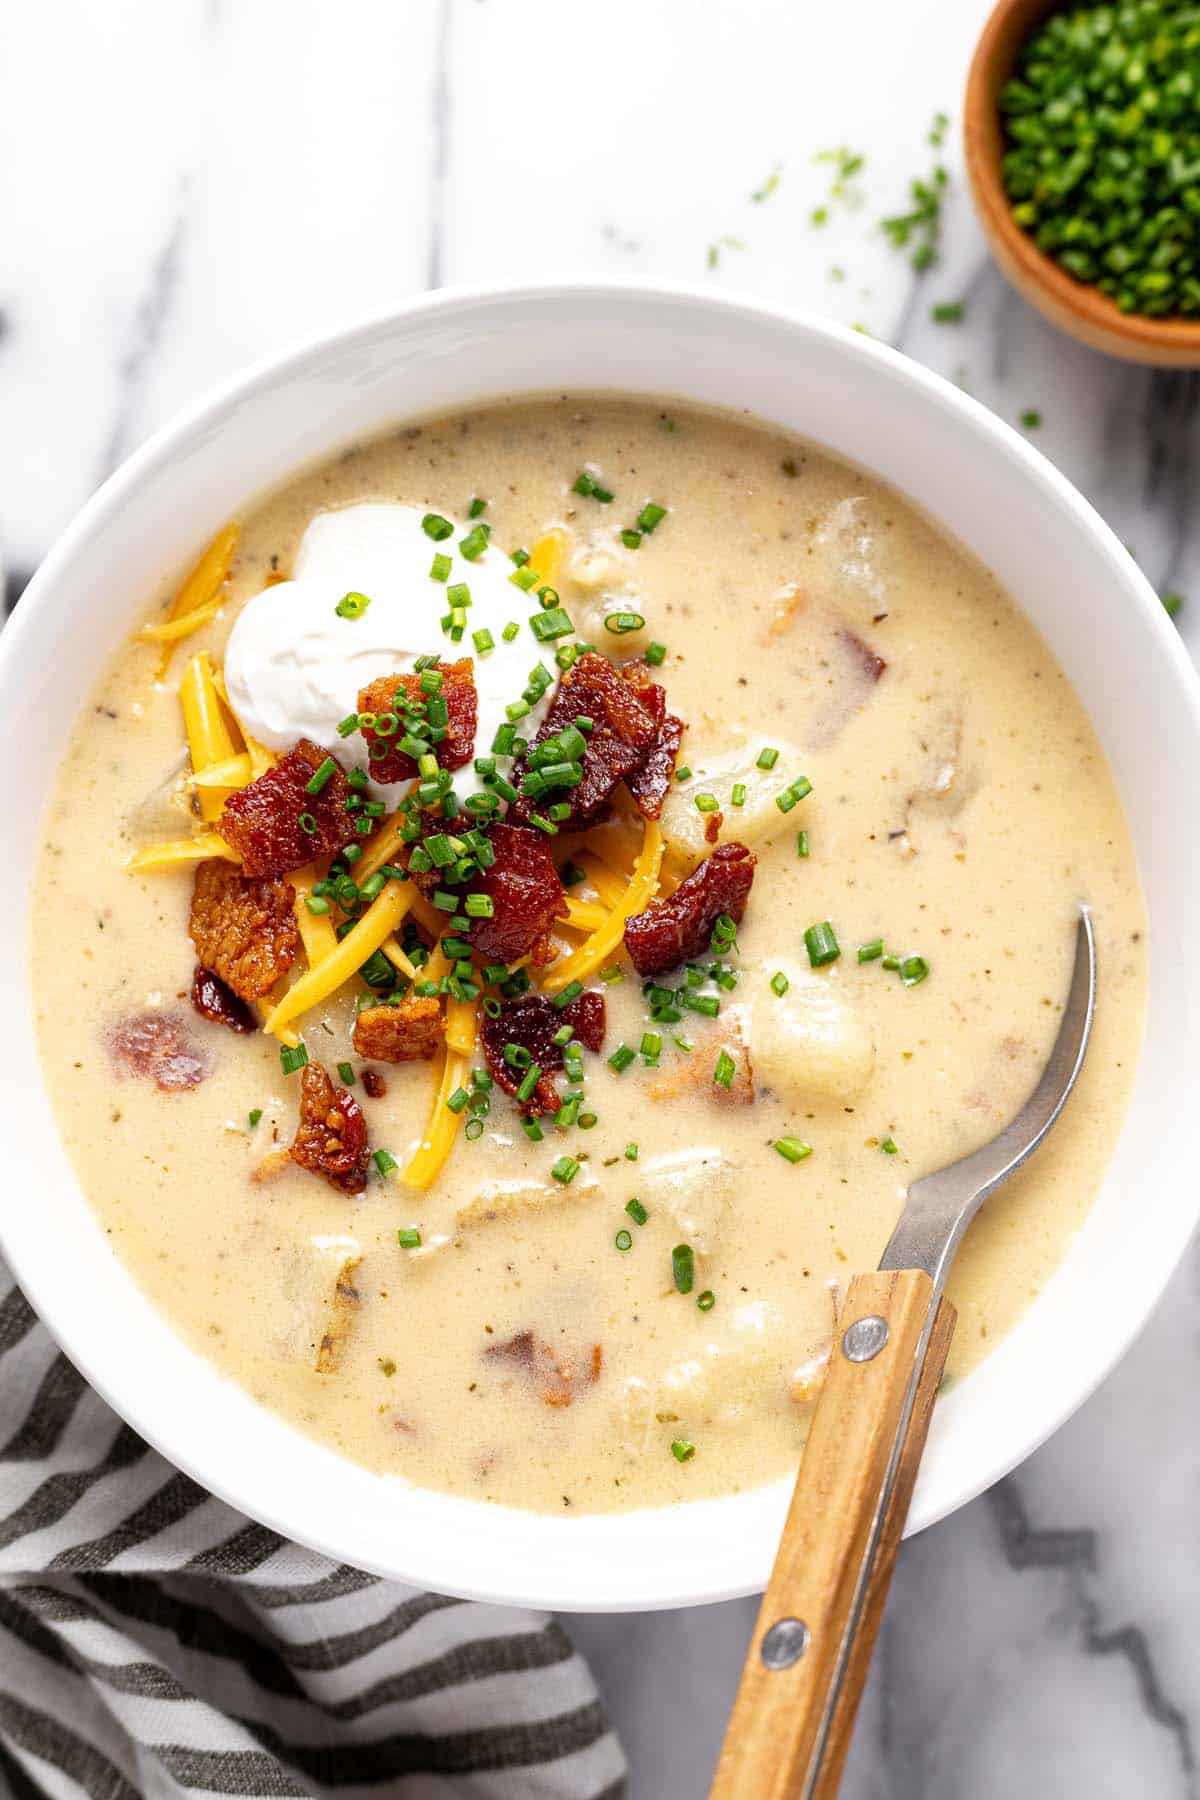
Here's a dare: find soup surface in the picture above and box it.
[34,398,1145,1514]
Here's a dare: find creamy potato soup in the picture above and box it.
[34,398,1145,1514]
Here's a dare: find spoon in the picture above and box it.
[711,907,1096,1800]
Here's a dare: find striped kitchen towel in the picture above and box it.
[0,1266,627,1799]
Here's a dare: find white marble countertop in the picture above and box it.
[4,2,1199,1794]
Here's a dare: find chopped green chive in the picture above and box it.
[757,746,779,770]
[551,1156,580,1185]
[280,1042,308,1075]
[931,301,965,324]
[899,955,930,987]
[796,830,810,858]
[644,641,667,666]
[304,894,331,915]
[626,1197,648,1225]
[305,756,338,795]
[776,776,813,814]
[695,792,720,814]
[397,1225,422,1248]
[773,1137,813,1164]
[881,1137,900,1155]
[805,921,840,967]
[858,939,884,962]
[335,590,371,620]
[713,1049,735,1089]
[459,524,490,561]
[770,971,789,998]
[468,496,487,519]
[697,1290,716,1312]
[672,1243,695,1294]
[731,783,746,807]
[422,513,453,542]
[608,1044,636,1074]
[621,528,642,550]
[615,1228,633,1252]
[1019,409,1042,431]
[637,502,667,533]
[604,611,646,635]
[472,627,495,655]
[430,552,452,582]
[501,621,520,642]
[624,1143,639,1164]
[671,1439,696,1464]
[337,1061,355,1084]
[247,1108,262,1129]
[1163,592,1184,619]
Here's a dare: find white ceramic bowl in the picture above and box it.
[3,283,1199,1612]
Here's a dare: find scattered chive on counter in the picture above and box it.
[1000,1,1200,318]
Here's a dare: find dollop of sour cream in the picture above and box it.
[224,503,557,799]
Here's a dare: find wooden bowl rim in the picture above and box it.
[964,0,1200,353]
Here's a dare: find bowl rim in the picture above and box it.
[964,0,1200,360]
[5,276,1200,1611]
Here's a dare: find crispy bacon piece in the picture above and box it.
[108,1011,211,1091]
[357,658,477,784]
[188,860,300,1001]
[217,740,350,878]
[622,662,685,819]
[624,842,756,977]
[467,823,568,965]
[513,652,660,829]
[483,1331,603,1407]
[480,991,607,1116]
[352,997,444,1064]
[290,1061,370,1195]
[190,965,256,1033]
[362,1069,387,1099]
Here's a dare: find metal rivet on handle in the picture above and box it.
[761,1617,810,1670]
[759,1620,805,1670]
[842,1314,889,1362]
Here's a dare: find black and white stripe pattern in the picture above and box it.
[0,1263,626,1799]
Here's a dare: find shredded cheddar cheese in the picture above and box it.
[445,994,479,1056]
[381,936,419,980]
[190,753,253,790]
[263,880,415,1036]
[291,864,338,968]
[562,895,609,934]
[354,814,406,884]
[180,652,242,822]
[126,833,240,874]
[575,854,625,910]
[528,528,567,584]
[401,1047,470,1190]
[542,819,662,994]
[153,524,239,677]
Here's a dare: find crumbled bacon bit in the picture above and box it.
[480,991,607,1115]
[188,860,300,1000]
[190,965,256,1033]
[290,1062,370,1195]
[109,1011,212,1091]
[352,997,444,1064]
[704,809,724,845]
[622,662,685,819]
[839,627,887,685]
[361,1069,387,1099]
[358,658,477,783]
[467,823,568,965]
[217,740,350,878]
[483,1331,603,1407]
[624,842,756,977]
[512,652,660,829]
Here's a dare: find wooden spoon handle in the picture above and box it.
[710,1270,957,1800]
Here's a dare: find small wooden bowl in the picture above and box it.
[965,0,1200,366]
